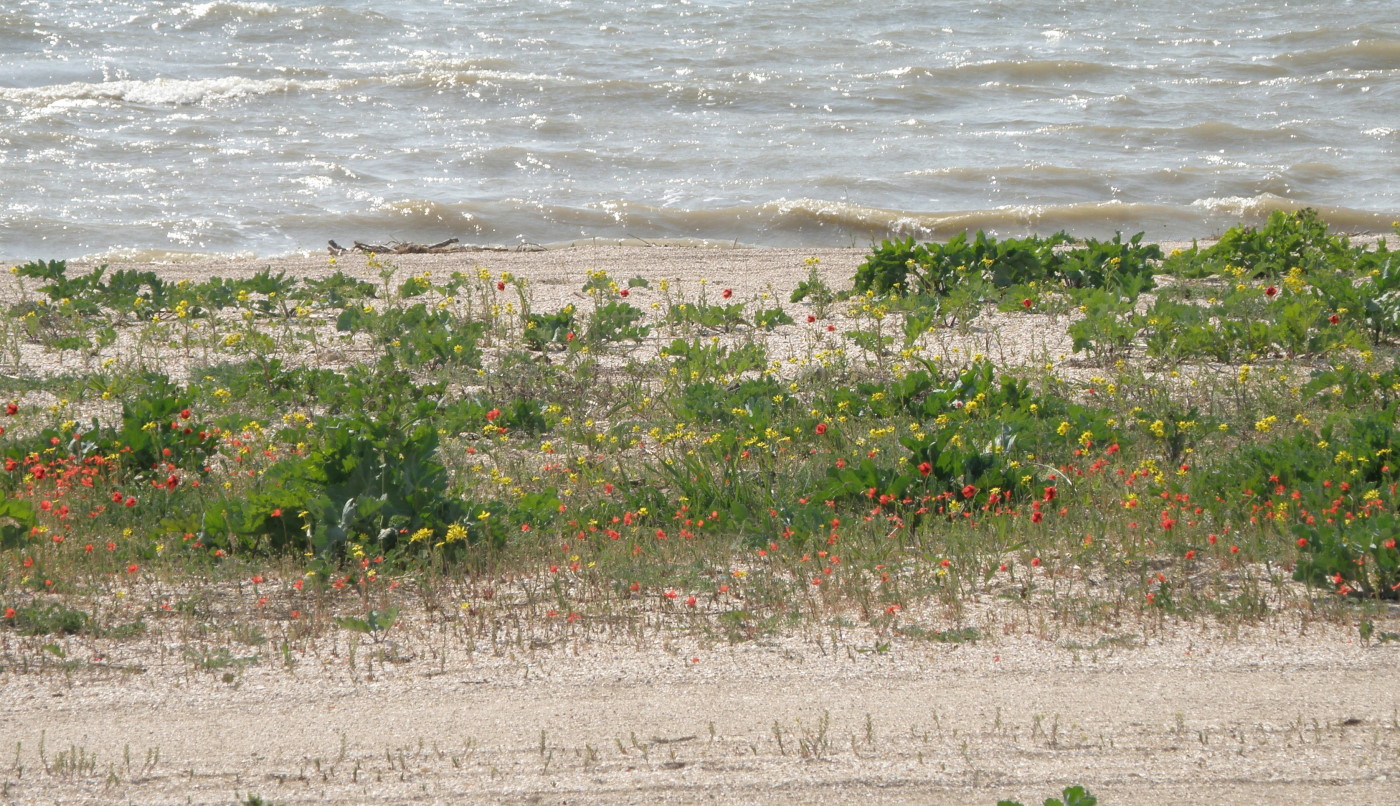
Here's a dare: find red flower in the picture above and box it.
[496,281,505,291]
[961,484,976,499]
[1042,485,1056,501]
[721,288,733,299]
[126,564,139,574]
[4,403,16,416]
[179,408,191,420]
[1328,313,1340,324]
[918,461,932,477]
[1021,298,1032,308]
[1031,511,1044,524]
[1265,285,1278,297]
[806,314,816,323]
[1184,550,1196,560]
[619,288,629,297]
[485,408,501,422]
[814,423,828,435]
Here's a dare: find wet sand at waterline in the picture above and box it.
[0,243,1397,805]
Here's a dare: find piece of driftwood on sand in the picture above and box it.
[327,238,545,255]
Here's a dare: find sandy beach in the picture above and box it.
[2,242,1398,805]
[4,609,1395,805]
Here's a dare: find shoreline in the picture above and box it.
[10,228,1388,277]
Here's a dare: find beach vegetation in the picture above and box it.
[1,212,1398,680]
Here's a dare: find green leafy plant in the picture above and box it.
[1163,208,1352,279]
[524,305,577,351]
[753,306,794,330]
[334,607,399,640]
[336,303,485,367]
[666,300,747,332]
[999,785,1097,806]
[1056,232,1161,291]
[1068,287,1145,364]
[7,601,90,636]
[587,300,650,344]
[790,259,836,317]
[852,231,1071,297]
[0,492,37,549]
[660,338,767,379]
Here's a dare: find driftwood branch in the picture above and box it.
[328,238,545,256]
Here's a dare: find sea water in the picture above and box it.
[1,0,1397,259]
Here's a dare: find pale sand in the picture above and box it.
[3,244,1398,805]
[4,618,1397,805]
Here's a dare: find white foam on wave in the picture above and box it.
[177,2,279,20]
[398,69,566,87]
[1191,194,1298,218]
[0,75,346,107]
